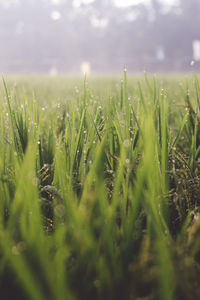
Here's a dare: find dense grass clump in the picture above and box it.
[0,72,200,300]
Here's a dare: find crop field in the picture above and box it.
[0,72,200,300]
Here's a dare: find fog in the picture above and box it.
[0,0,200,73]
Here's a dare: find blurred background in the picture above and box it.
[0,0,200,74]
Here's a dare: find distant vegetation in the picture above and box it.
[0,73,200,299]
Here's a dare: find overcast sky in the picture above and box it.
[0,0,180,7]
[114,0,179,7]
[1,0,195,73]
[66,0,180,7]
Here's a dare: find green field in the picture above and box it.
[0,72,200,300]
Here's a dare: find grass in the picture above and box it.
[0,72,200,300]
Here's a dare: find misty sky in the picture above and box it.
[114,0,179,7]
[0,0,199,73]
[0,0,180,7]
[60,0,179,7]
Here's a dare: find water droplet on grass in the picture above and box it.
[12,242,26,256]
[123,139,131,148]
[55,204,66,217]
[12,246,19,255]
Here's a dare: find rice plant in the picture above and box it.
[0,72,200,300]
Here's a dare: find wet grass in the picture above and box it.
[0,72,200,300]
